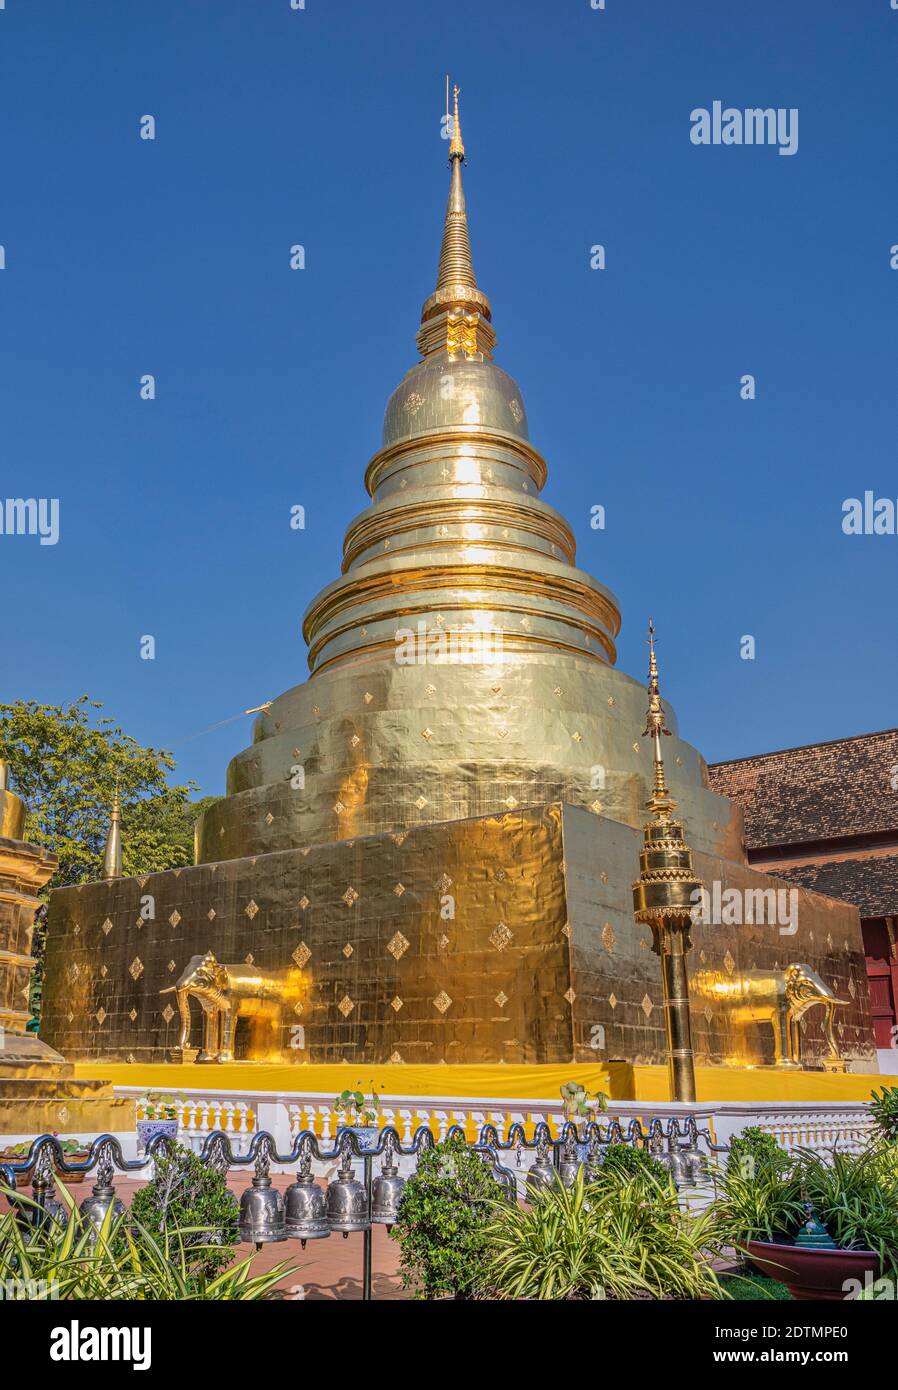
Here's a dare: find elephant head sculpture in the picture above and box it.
[783,963,848,1061]
[692,960,849,1068]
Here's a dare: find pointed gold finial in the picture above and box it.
[418,81,495,361]
[0,759,26,840]
[449,84,465,160]
[102,784,123,880]
[642,620,676,819]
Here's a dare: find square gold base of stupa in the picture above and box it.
[38,803,878,1071]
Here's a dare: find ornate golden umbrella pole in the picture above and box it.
[631,623,702,1103]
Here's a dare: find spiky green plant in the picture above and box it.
[486,1167,724,1301]
[710,1158,806,1246]
[869,1087,898,1146]
[0,1183,296,1300]
[795,1146,898,1274]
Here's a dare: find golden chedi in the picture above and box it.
[195,88,737,868]
[40,96,877,1074]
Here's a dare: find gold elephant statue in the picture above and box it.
[160,951,304,1062]
[694,962,848,1068]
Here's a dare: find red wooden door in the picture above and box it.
[867,963,898,1050]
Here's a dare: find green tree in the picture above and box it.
[128,1144,241,1289]
[390,1136,499,1299]
[0,697,219,1017]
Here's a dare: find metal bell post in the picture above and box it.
[326,1134,374,1297]
[79,1142,125,1242]
[28,1143,67,1231]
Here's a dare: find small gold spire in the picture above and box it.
[642,620,676,819]
[632,621,702,1103]
[0,759,26,840]
[448,84,465,160]
[102,785,123,880]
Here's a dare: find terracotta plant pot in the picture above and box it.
[746,1239,881,1301]
[0,1149,89,1186]
[55,1154,91,1187]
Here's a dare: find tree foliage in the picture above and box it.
[0,696,213,888]
[870,1087,898,1146]
[127,1144,240,1287]
[390,1136,499,1299]
[0,697,219,1020]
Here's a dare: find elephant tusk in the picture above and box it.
[159,985,177,994]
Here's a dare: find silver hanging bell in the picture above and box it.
[79,1180,125,1238]
[284,1171,330,1246]
[683,1145,708,1184]
[239,1173,287,1246]
[525,1150,559,1202]
[239,1143,287,1247]
[556,1153,583,1188]
[556,1125,584,1188]
[326,1158,369,1237]
[371,1160,405,1228]
[662,1143,689,1188]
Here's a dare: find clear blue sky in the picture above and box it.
[2,0,896,798]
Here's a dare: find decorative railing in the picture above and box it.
[123,1089,878,1161]
[127,1089,720,1156]
[0,1119,715,1300]
[707,1103,878,1156]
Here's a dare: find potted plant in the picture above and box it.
[713,1137,896,1301]
[559,1083,608,1160]
[0,1134,91,1186]
[136,1093,180,1152]
[333,1083,382,1153]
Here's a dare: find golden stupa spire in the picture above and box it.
[0,759,26,840]
[102,784,123,880]
[642,621,676,819]
[418,80,495,361]
[436,83,477,294]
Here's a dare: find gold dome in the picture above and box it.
[382,357,529,448]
